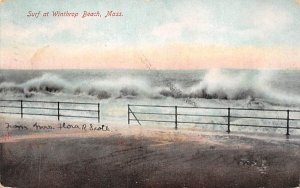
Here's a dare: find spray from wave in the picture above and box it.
[188,69,300,105]
[0,73,157,99]
[189,69,256,99]
[0,70,299,105]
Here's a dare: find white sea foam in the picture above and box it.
[0,70,299,106]
[188,69,300,105]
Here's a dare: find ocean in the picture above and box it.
[0,69,299,105]
[0,69,299,134]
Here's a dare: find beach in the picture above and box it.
[1,116,300,188]
[0,69,300,187]
[2,0,300,187]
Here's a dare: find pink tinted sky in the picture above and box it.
[1,0,300,70]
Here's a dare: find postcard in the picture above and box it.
[0,0,300,187]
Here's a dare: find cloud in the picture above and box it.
[228,4,293,41]
[151,2,295,44]
[151,3,213,40]
[0,17,104,48]
[252,5,292,32]
[152,22,185,39]
[1,44,300,69]
[0,23,45,42]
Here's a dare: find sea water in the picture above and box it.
[0,69,299,134]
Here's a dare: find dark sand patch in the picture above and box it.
[1,133,300,188]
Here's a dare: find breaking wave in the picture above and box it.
[188,69,300,105]
[0,73,157,99]
[0,70,299,105]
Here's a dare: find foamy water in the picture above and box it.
[0,69,299,105]
[0,69,299,134]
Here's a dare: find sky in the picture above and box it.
[1,0,300,69]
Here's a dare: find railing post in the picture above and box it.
[128,104,130,124]
[97,103,100,123]
[57,102,60,121]
[175,106,178,130]
[227,108,230,133]
[286,110,290,136]
[20,100,23,118]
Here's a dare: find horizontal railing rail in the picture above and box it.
[0,99,100,122]
[128,104,300,135]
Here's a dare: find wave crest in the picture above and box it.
[0,71,299,105]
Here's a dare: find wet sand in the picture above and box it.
[0,117,300,188]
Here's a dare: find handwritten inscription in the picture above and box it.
[5,123,28,130]
[0,122,109,141]
[33,122,55,130]
[27,10,123,19]
[4,122,110,132]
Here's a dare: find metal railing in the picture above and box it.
[0,99,100,122]
[128,104,300,135]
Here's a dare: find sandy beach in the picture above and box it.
[2,0,300,187]
[1,116,300,188]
